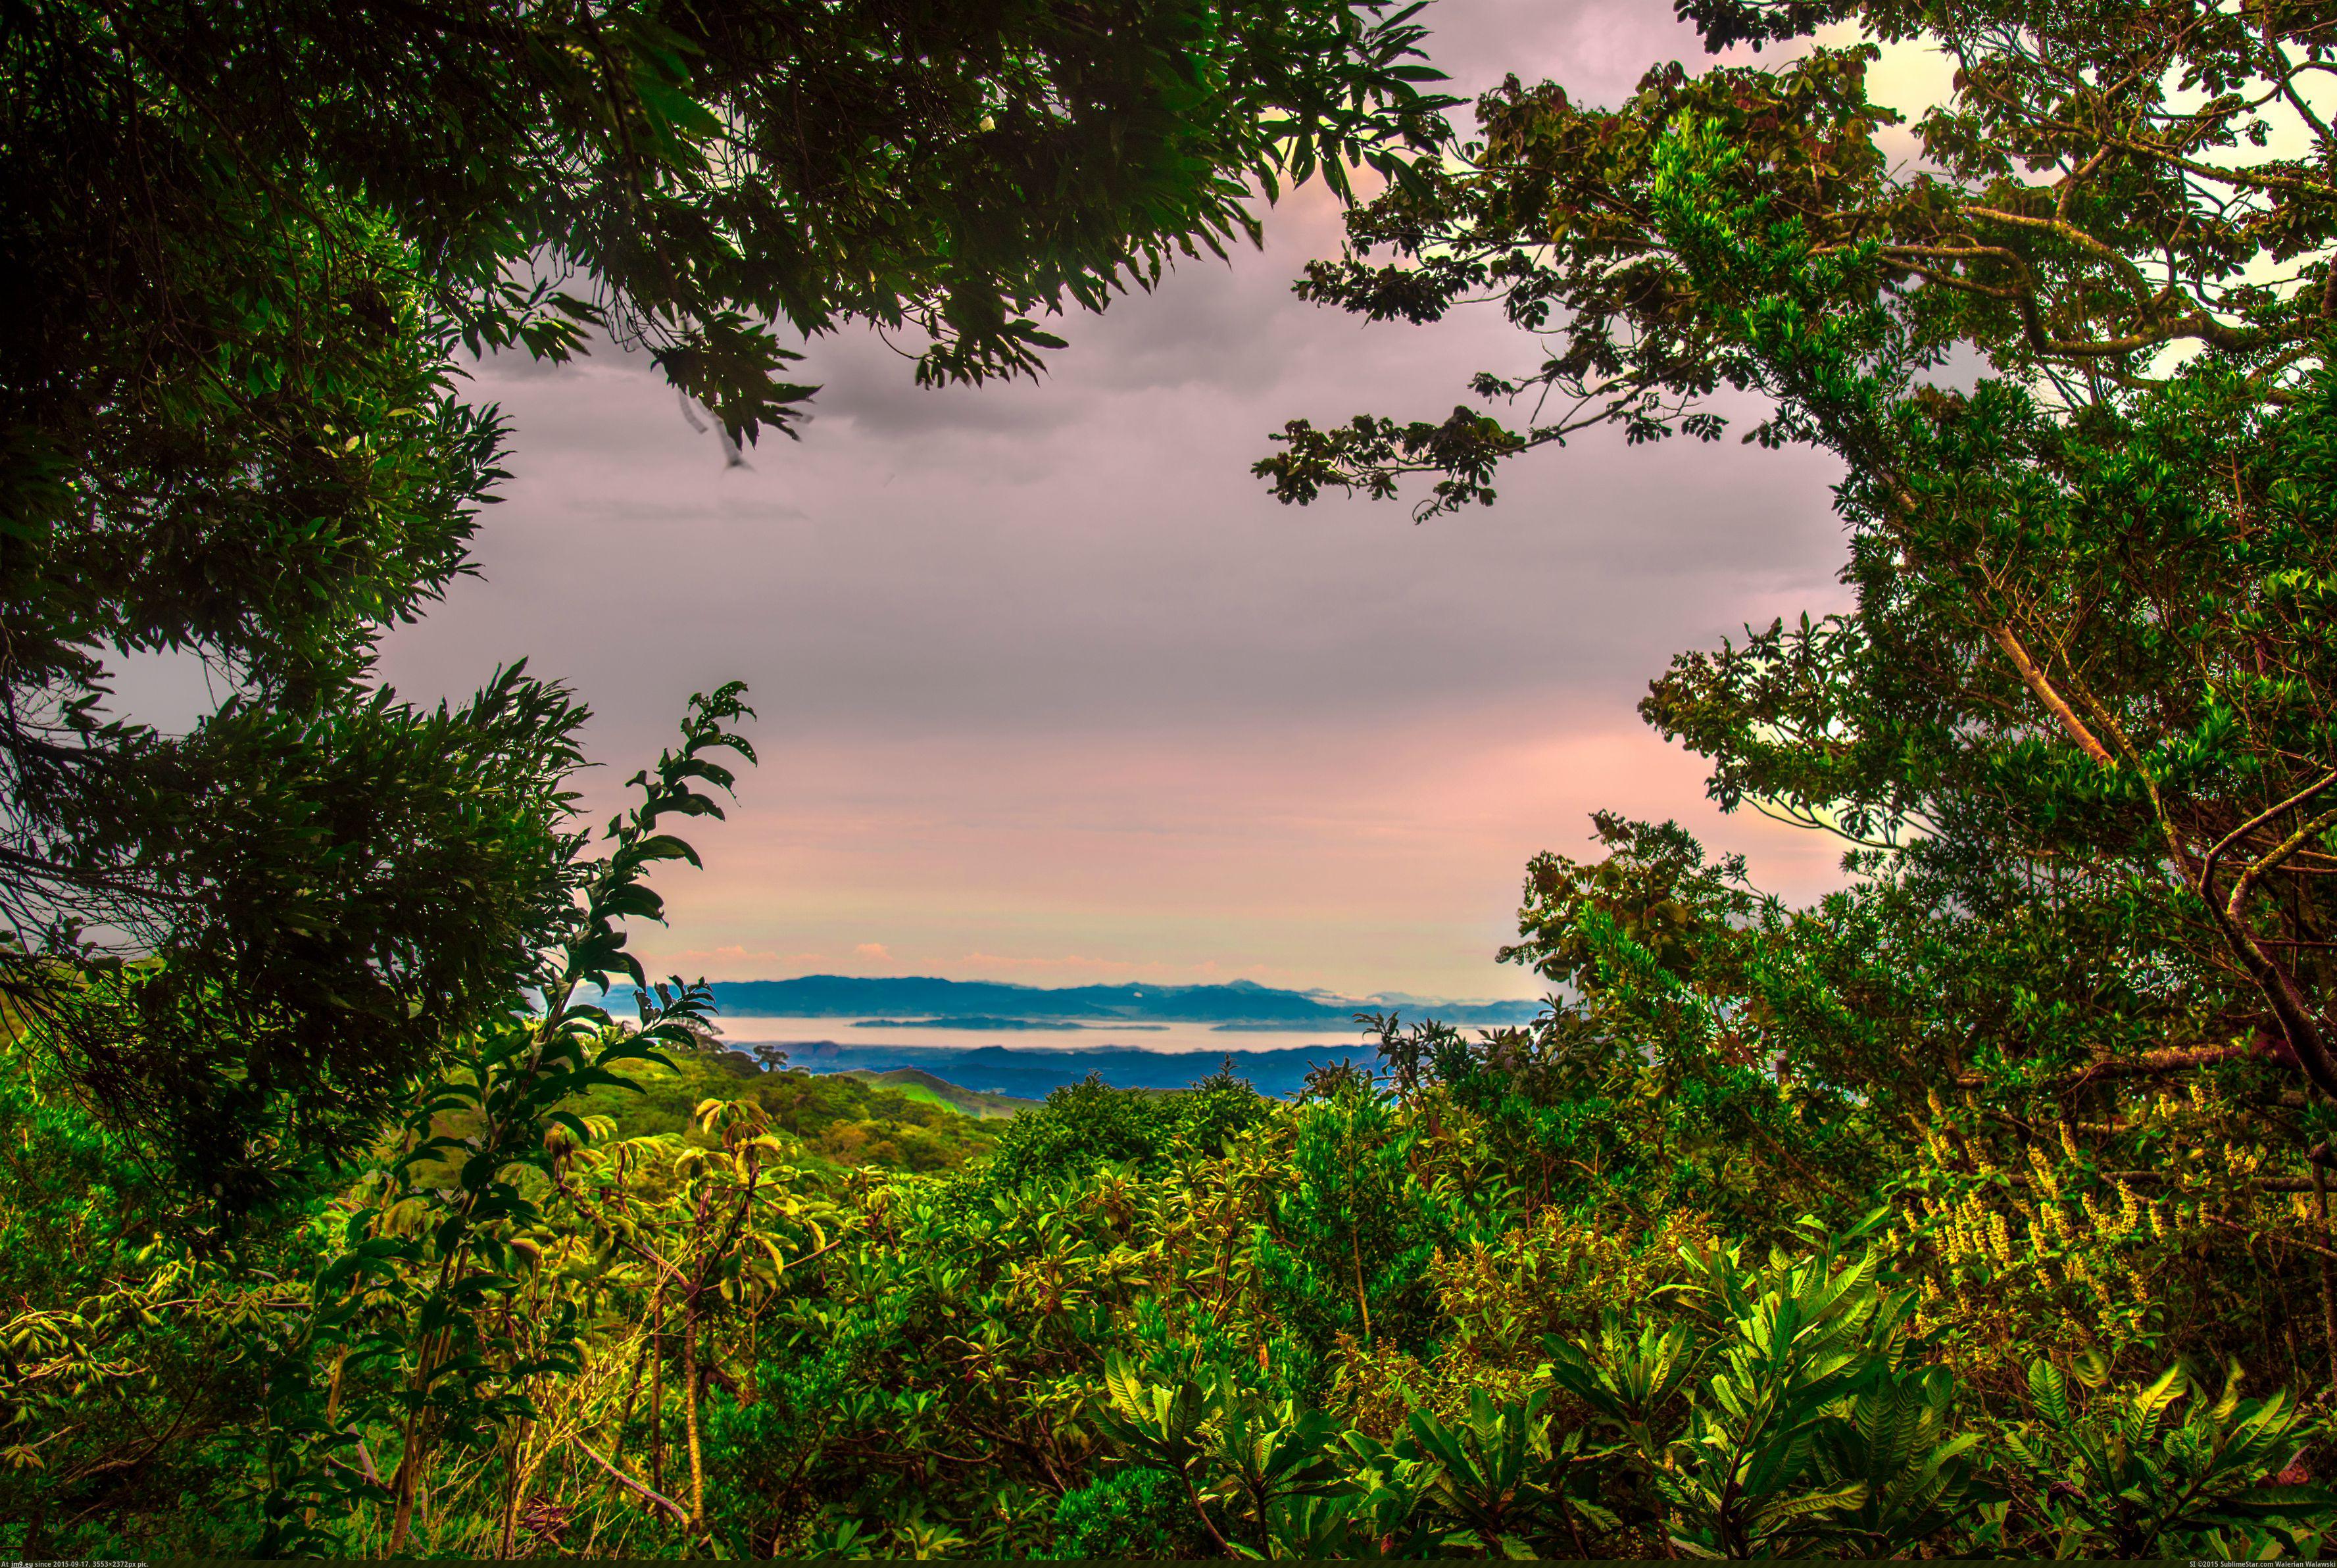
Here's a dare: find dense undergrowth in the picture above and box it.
[8,988,2337,1558]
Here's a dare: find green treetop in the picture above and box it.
[1263,0,2337,1104]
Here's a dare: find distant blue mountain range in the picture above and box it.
[707,975,1540,1027]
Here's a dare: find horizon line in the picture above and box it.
[699,973,1547,1008]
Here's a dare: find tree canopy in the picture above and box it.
[1262,0,2337,1110]
[0,0,1448,1198]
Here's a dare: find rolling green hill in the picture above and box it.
[541,1046,1011,1173]
[837,1066,1039,1119]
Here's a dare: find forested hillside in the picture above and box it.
[8,0,2337,1558]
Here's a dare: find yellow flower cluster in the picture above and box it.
[2027,1143,2063,1201]
[1921,1188,2019,1269]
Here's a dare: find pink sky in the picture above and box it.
[368,0,1893,1000]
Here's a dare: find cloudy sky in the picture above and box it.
[364,1,1948,1002]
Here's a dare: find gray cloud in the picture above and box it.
[406,299,1844,751]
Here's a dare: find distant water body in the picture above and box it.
[716,1015,1367,1056]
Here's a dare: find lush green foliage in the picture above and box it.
[14,0,2337,1558]
[1251,0,2337,1463]
[16,998,2337,1558]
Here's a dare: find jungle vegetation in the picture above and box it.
[9,0,2337,1558]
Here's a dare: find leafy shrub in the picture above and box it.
[975,1069,1266,1192]
[1048,1466,1205,1559]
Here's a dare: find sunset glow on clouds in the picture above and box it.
[627,715,1853,994]
[368,1,1946,1001]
